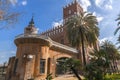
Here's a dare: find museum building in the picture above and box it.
[5,0,98,80]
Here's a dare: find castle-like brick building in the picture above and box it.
[6,0,99,80]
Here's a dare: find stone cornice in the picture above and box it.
[15,34,78,54]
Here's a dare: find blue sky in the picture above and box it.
[0,0,120,64]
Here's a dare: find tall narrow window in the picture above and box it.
[13,58,18,74]
[61,39,64,44]
[40,59,45,74]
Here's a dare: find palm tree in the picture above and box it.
[100,40,120,73]
[114,14,120,35]
[114,14,120,49]
[85,49,109,80]
[117,36,120,49]
[65,12,99,65]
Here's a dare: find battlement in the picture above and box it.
[40,25,64,37]
[63,0,77,9]
[63,0,83,20]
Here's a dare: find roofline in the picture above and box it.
[15,34,78,53]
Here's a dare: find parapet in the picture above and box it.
[40,25,64,37]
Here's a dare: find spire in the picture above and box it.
[25,16,38,34]
[28,16,34,27]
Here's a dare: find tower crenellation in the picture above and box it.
[63,0,83,23]
[41,25,64,37]
[40,0,83,45]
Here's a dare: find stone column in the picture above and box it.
[34,52,40,77]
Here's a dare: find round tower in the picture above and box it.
[14,17,51,80]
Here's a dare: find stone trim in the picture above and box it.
[15,34,78,54]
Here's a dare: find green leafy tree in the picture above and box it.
[65,12,99,66]
[101,40,120,73]
[85,49,109,80]
[46,73,53,80]
[63,58,82,80]
[85,41,120,80]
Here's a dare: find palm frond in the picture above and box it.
[65,11,99,49]
[114,26,120,35]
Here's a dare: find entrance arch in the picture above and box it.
[52,54,73,77]
[53,54,72,76]
[56,57,69,75]
[54,54,71,60]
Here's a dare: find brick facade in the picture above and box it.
[6,1,99,80]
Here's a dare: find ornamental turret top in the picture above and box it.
[24,16,38,35]
[28,16,35,27]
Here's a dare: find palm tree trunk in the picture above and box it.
[79,28,86,66]
[110,62,113,74]
[71,67,82,80]
[115,60,119,73]
[112,57,116,73]
[112,58,117,73]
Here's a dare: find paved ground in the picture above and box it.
[53,74,83,80]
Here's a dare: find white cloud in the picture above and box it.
[0,56,5,58]
[78,0,91,11]
[10,51,16,54]
[9,0,27,6]
[21,0,27,6]
[0,50,16,64]
[95,0,103,7]
[99,36,114,44]
[97,17,104,22]
[36,28,39,31]
[52,20,63,27]
[105,4,113,10]
[9,0,18,6]
[95,0,113,10]
[93,12,104,22]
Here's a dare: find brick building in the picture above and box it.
[0,63,7,80]
[6,0,99,80]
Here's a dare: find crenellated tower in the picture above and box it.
[63,0,83,23]
[41,0,83,46]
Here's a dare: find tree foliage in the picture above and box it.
[62,58,82,80]
[65,12,99,65]
[0,0,20,30]
[85,40,120,80]
[85,49,109,80]
[46,73,53,80]
[100,40,120,73]
[114,14,120,35]
[114,14,120,49]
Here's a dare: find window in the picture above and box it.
[68,10,71,14]
[13,58,18,74]
[61,39,64,44]
[40,59,45,74]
